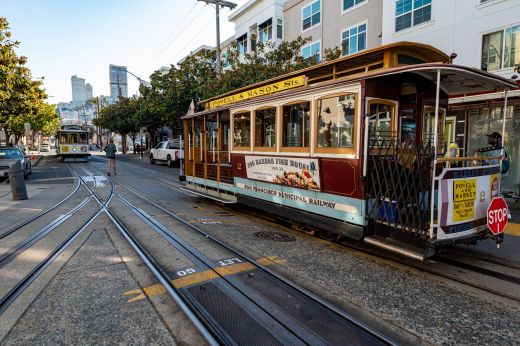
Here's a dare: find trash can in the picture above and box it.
[8,160,28,200]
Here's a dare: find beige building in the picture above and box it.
[283,0,383,61]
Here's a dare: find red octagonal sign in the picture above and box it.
[487,197,509,235]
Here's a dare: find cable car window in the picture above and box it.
[233,111,251,147]
[79,133,88,144]
[317,94,355,148]
[368,103,393,139]
[69,133,78,144]
[255,108,276,148]
[282,102,310,148]
[194,120,202,148]
[59,133,68,144]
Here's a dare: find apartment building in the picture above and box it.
[381,0,520,193]
[228,0,285,57]
[283,0,383,61]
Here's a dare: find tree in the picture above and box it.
[94,97,140,154]
[0,17,49,145]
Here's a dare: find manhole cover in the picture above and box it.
[254,231,296,242]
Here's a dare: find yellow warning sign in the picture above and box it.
[453,178,476,222]
[453,200,474,222]
[453,179,476,201]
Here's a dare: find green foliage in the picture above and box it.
[94,97,141,153]
[99,36,344,143]
[0,17,55,144]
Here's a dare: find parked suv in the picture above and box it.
[149,140,183,167]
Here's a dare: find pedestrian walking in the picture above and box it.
[103,139,117,176]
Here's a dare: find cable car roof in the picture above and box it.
[182,63,517,120]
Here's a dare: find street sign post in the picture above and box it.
[487,197,509,236]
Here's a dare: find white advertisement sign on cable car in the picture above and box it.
[244,155,321,190]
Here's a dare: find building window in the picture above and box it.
[237,34,247,56]
[317,94,356,148]
[233,111,251,147]
[395,0,431,32]
[482,25,520,71]
[341,23,367,55]
[259,19,272,43]
[255,108,276,148]
[302,0,320,31]
[301,41,321,62]
[343,0,366,12]
[282,102,310,148]
[505,25,520,68]
[277,19,283,39]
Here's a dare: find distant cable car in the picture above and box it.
[56,125,91,161]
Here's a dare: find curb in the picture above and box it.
[31,155,43,167]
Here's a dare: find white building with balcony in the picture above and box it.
[228,0,285,58]
[381,0,520,194]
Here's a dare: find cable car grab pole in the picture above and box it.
[429,69,441,239]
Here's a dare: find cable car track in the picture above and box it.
[76,163,395,345]
[0,176,81,241]
[0,167,113,315]
[85,158,520,305]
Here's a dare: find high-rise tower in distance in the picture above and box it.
[109,64,128,100]
[71,75,86,105]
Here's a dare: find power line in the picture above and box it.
[137,2,204,71]
[197,0,237,73]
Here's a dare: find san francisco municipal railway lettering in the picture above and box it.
[242,184,336,209]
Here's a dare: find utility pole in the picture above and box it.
[198,0,237,74]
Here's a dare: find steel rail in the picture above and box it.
[0,183,104,315]
[208,190,520,305]
[82,162,391,344]
[105,209,220,346]
[0,197,91,269]
[0,165,114,315]
[115,194,318,345]
[71,166,219,346]
[0,174,81,241]
[336,241,520,304]
[113,178,396,345]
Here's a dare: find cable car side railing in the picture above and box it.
[366,132,434,238]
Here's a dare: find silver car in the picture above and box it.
[0,147,32,181]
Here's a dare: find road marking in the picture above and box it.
[505,222,520,236]
[123,256,286,302]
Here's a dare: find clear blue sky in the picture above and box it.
[2,0,247,103]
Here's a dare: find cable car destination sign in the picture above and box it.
[208,76,306,109]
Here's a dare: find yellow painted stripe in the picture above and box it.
[124,256,286,302]
[505,222,520,236]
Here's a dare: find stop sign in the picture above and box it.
[487,197,509,235]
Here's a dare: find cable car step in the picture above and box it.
[364,235,426,261]
[180,184,237,204]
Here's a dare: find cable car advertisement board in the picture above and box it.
[244,155,321,190]
[436,165,501,239]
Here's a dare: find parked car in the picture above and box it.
[40,143,50,152]
[149,140,182,167]
[0,146,32,181]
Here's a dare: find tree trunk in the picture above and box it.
[130,134,137,154]
[121,134,127,154]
